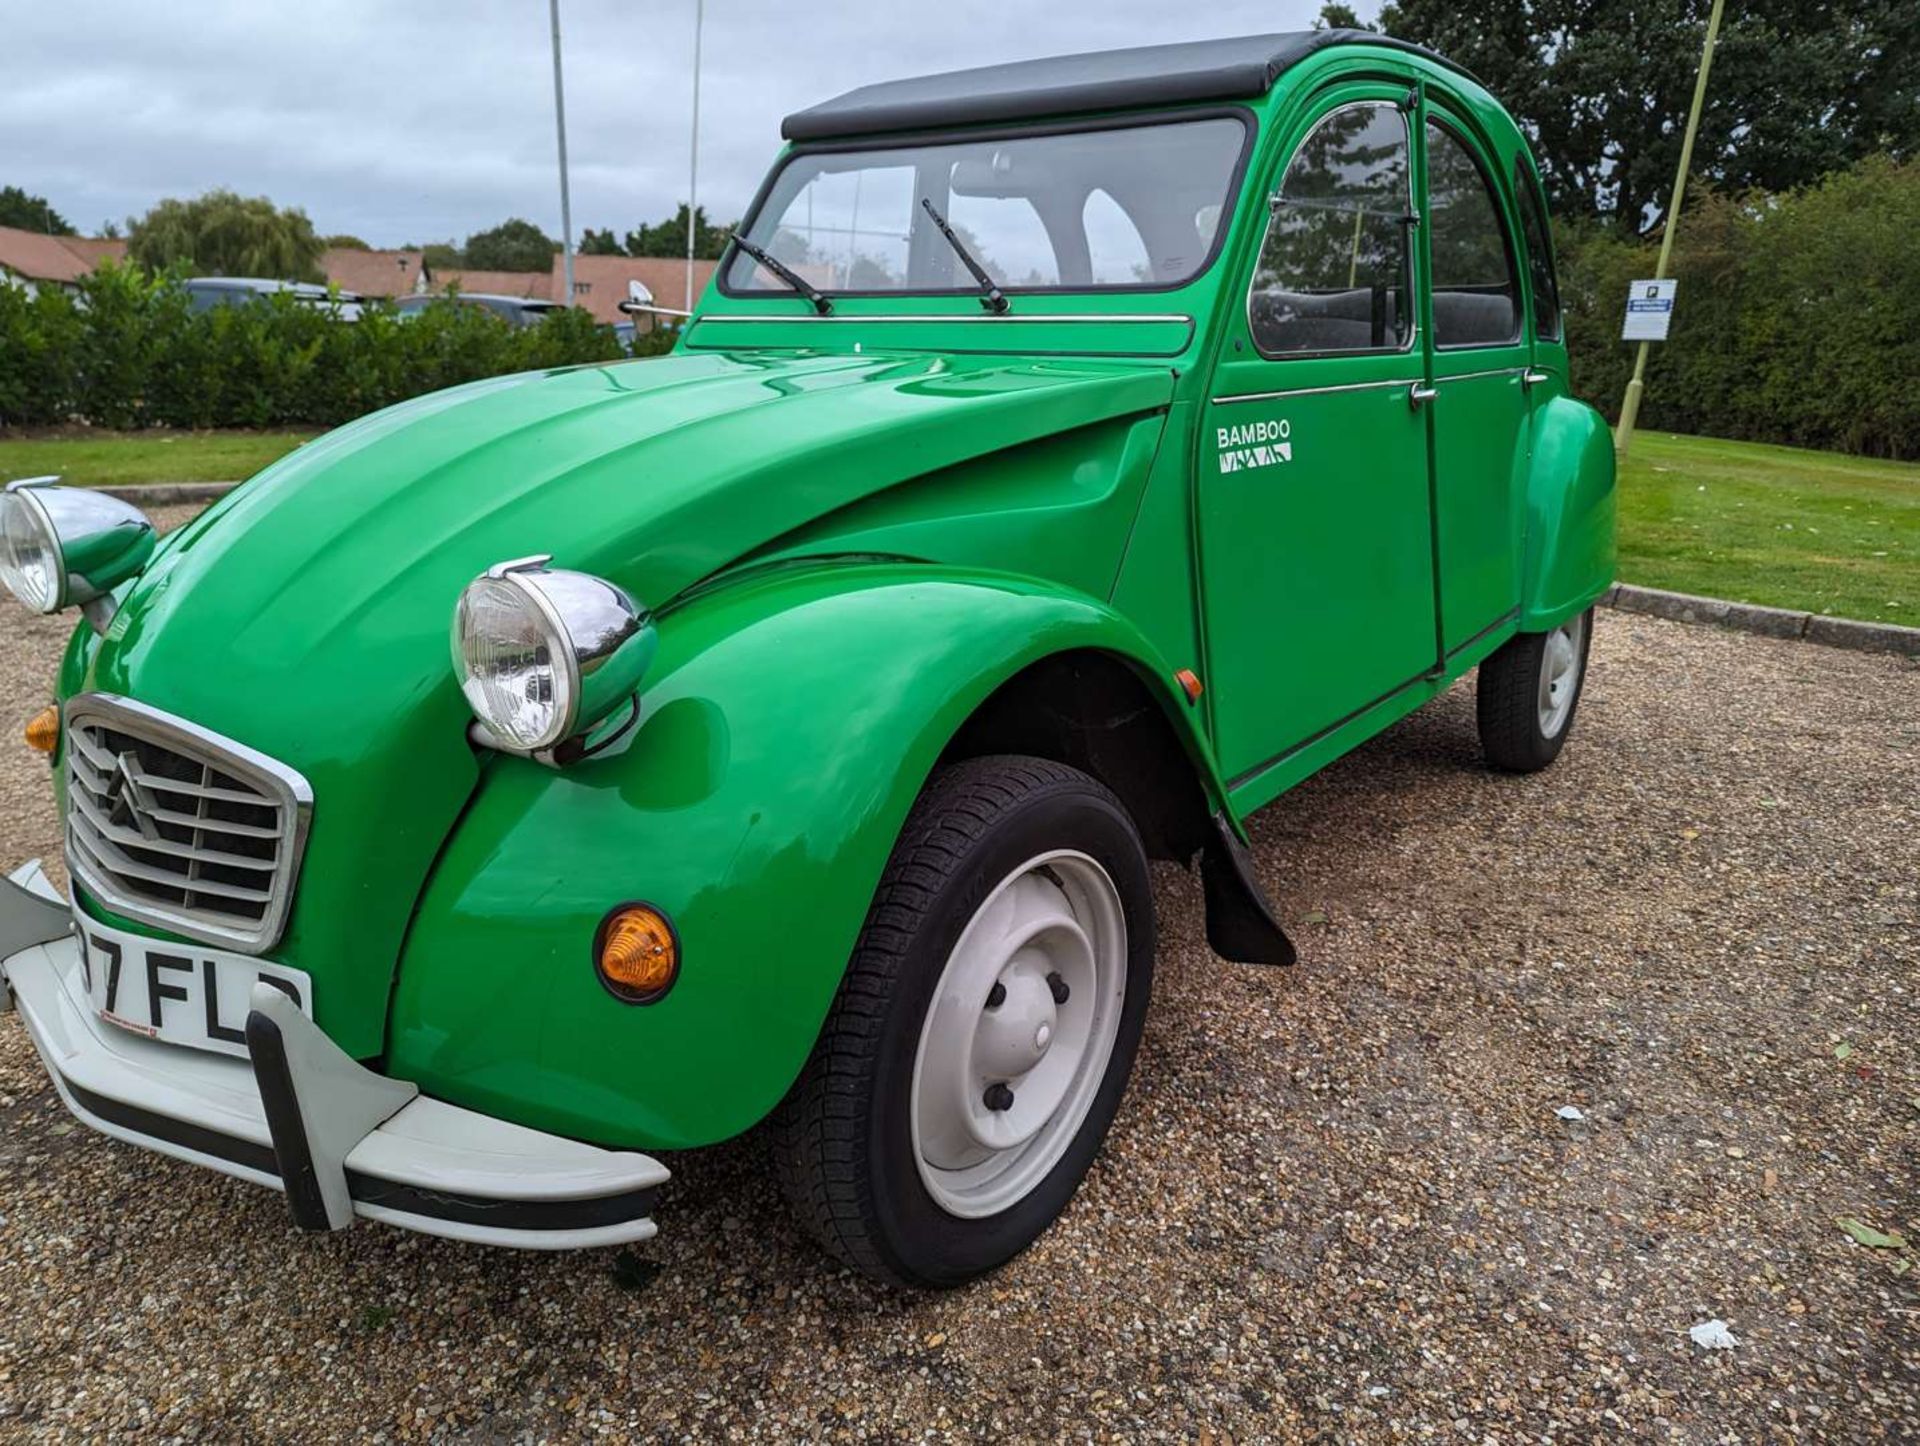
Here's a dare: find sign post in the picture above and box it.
[1613,0,1726,459]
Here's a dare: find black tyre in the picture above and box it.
[771,755,1155,1289]
[1476,608,1593,772]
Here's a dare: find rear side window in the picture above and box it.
[1512,157,1563,341]
[1248,101,1414,356]
[1424,121,1522,349]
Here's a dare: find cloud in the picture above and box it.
[7,0,1359,245]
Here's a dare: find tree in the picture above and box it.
[1365,0,1920,232]
[462,218,556,272]
[322,234,371,250]
[0,186,75,235]
[623,204,735,260]
[127,190,325,281]
[579,227,624,256]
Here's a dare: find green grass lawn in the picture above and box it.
[0,428,317,489]
[1618,431,1917,626]
[0,424,1912,626]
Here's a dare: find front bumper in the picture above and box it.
[0,863,669,1249]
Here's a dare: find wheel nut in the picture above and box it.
[985,982,1006,1009]
[1046,971,1069,1004]
[983,1082,1014,1112]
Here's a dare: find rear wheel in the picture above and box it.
[771,755,1154,1288]
[1476,608,1593,772]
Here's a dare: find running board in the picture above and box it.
[1199,814,1296,966]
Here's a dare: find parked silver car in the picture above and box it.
[183,278,364,322]
[393,293,564,328]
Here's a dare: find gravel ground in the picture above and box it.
[0,531,1914,1441]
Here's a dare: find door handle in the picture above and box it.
[1408,383,1438,410]
[1522,368,1551,388]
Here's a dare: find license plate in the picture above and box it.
[74,915,314,1060]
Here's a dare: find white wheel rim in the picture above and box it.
[1537,612,1587,739]
[909,850,1127,1219]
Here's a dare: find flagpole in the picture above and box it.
[549,0,575,309]
[685,0,705,311]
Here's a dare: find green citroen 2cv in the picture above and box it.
[0,30,1611,1287]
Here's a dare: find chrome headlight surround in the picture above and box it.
[451,555,658,756]
[0,478,157,627]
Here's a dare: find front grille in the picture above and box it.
[64,695,312,952]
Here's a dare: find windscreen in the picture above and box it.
[726,115,1247,296]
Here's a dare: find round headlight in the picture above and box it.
[452,556,656,753]
[0,485,64,612]
[0,480,157,617]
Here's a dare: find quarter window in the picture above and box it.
[1425,122,1522,348]
[1512,156,1563,341]
[1248,101,1413,356]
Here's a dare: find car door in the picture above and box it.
[1199,87,1437,787]
[1421,108,1532,652]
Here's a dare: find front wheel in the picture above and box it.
[1476,608,1593,772]
[771,755,1154,1288]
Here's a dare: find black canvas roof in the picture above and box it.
[781,30,1448,142]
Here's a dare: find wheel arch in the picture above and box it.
[938,648,1218,865]
[385,561,1260,1152]
[1522,394,1617,629]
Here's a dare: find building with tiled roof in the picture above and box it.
[0,226,127,293]
[429,268,552,300]
[320,247,428,298]
[556,254,718,323]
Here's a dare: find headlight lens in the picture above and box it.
[0,486,63,613]
[452,557,656,753]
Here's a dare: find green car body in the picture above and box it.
[43,36,1612,1161]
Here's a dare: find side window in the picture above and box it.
[1248,101,1413,356]
[1512,156,1563,341]
[1424,122,1522,348]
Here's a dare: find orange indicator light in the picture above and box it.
[23,704,58,754]
[595,902,680,1004]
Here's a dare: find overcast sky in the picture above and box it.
[4,0,1376,247]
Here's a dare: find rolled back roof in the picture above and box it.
[781,30,1451,142]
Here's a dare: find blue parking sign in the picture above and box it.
[1622,279,1678,342]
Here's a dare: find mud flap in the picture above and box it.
[1199,814,1296,966]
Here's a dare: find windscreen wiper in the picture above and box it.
[727,233,833,315]
[919,198,1008,314]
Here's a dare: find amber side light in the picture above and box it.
[594,902,680,1004]
[1174,669,1204,704]
[23,704,58,754]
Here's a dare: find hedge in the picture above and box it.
[0,264,657,432]
[1559,155,1920,460]
[9,158,1918,459]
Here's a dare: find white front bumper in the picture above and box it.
[0,863,669,1250]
